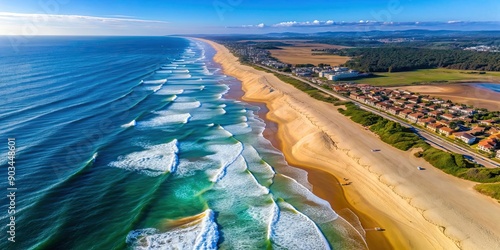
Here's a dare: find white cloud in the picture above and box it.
[0,12,167,24]
[271,20,337,27]
[232,19,500,31]
[0,12,169,35]
[273,21,298,27]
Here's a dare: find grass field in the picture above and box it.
[268,42,351,67]
[351,69,500,86]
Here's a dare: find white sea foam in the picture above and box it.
[138,112,191,128]
[109,140,178,176]
[168,74,192,79]
[142,79,167,84]
[205,154,274,248]
[126,209,218,250]
[156,70,173,74]
[152,84,163,92]
[207,142,244,182]
[222,123,252,136]
[171,69,190,73]
[242,145,276,187]
[121,120,136,128]
[155,88,184,95]
[168,101,201,110]
[271,200,331,250]
[91,152,98,163]
[192,108,226,121]
[274,174,338,224]
[161,66,177,70]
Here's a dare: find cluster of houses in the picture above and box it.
[332,83,500,159]
[227,42,369,81]
[463,45,500,53]
[232,45,269,64]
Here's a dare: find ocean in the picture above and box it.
[0,37,366,249]
[476,83,500,93]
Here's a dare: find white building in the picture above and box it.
[319,70,335,78]
[327,70,360,81]
[456,132,477,145]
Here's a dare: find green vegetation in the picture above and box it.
[474,183,500,201]
[264,70,346,106]
[339,103,500,185]
[339,103,425,150]
[344,47,500,72]
[351,69,500,86]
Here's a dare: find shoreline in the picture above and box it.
[214,42,390,248]
[200,39,397,249]
[390,83,500,111]
[248,99,393,249]
[202,38,500,250]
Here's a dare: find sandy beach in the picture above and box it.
[204,39,500,250]
[392,84,500,111]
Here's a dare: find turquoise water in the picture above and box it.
[0,37,366,249]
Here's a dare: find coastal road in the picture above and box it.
[260,65,500,169]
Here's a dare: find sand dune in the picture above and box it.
[203,39,500,250]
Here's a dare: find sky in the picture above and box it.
[0,0,499,35]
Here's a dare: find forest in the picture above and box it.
[343,47,500,72]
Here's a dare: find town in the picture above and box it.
[224,41,500,161]
[339,83,500,159]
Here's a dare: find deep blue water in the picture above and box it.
[0,37,365,249]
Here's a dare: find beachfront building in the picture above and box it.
[417,117,436,127]
[325,70,360,81]
[470,126,486,135]
[427,123,443,132]
[440,113,456,121]
[388,107,403,115]
[407,112,424,123]
[407,97,419,104]
[438,127,455,137]
[319,70,335,78]
[398,109,413,119]
[479,120,496,126]
[394,99,406,106]
[461,108,476,116]
[428,110,442,117]
[455,132,477,145]
[478,139,497,153]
